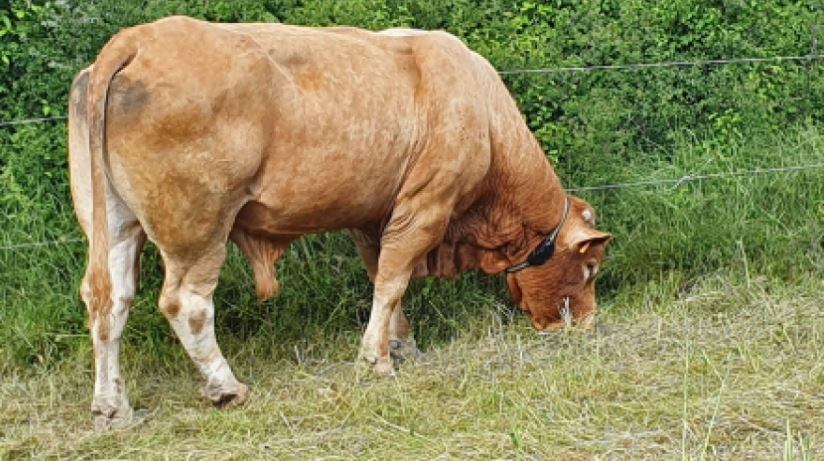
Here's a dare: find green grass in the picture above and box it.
[1,274,821,459]
[0,144,821,458]
[1,25,822,458]
[2,125,822,369]
[0,116,822,459]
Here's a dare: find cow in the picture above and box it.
[69,16,611,429]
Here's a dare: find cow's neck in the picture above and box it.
[475,139,567,265]
[429,132,567,277]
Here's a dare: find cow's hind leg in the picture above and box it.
[158,243,249,407]
[80,209,146,430]
[351,230,421,362]
[70,66,146,429]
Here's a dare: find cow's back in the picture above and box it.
[225,23,495,235]
[102,17,495,242]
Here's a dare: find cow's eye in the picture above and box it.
[585,262,598,281]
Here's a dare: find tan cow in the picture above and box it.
[69,16,610,428]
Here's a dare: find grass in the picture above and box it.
[2,124,823,369]
[0,122,821,461]
[0,124,822,459]
[2,274,821,459]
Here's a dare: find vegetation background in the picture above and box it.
[1,0,822,458]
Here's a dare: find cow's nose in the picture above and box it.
[576,312,596,330]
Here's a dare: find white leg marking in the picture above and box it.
[91,227,141,425]
[159,243,247,406]
[166,289,242,401]
[361,277,409,375]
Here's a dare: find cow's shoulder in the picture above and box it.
[388,30,498,92]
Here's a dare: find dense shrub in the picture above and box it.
[1,0,822,368]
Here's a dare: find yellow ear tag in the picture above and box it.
[579,242,591,254]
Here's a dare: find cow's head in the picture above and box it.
[505,196,611,330]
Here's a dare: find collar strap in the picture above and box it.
[506,197,570,274]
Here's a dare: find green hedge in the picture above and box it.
[1,0,822,368]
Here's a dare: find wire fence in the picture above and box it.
[0,238,84,251]
[564,164,824,192]
[1,53,823,252]
[1,53,822,128]
[0,115,68,127]
[498,54,824,75]
[2,163,822,253]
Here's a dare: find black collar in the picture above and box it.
[506,197,570,274]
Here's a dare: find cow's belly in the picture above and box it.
[235,57,423,234]
[238,119,419,234]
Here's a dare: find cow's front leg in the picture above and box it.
[360,272,410,375]
[352,229,421,363]
[359,203,448,375]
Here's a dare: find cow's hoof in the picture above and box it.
[93,406,149,431]
[201,382,250,409]
[389,338,422,362]
[358,353,396,377]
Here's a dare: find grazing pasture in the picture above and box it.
[1,1,822,458]
[2,277,822,458]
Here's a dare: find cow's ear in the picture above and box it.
[568,228,612,253]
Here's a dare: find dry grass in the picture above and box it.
[2,275,822,460]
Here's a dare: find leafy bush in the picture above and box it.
[1,0,822,369]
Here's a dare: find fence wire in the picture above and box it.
[0,238,84,251]
[0,115,68,127]
[498,54,824,75]
[1,163,821,252]
[564,164,824,192]
[1,54,822,127]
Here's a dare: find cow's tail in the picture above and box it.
[86,31,137,336]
